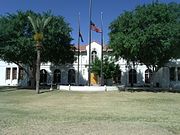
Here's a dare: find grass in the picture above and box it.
[0,88,180,135]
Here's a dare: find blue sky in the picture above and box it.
[0,0,179,45]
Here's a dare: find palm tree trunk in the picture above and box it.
[36,49,41,94]
[31,63,36,88]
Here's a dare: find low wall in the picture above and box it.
[57,85,125,92]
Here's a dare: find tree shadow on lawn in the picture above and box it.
[19,85,55,94]
[121,87,180,93]
[0,86,19,92]
[0,86,52,94]
[1,85,179,94]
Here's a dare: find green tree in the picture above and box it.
[0,11,75,90]
[109,2,180,71]
[91,58,101,77]
[91,57,118,85]
[103,57,116,80]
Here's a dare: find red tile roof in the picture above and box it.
[74,44,111,52]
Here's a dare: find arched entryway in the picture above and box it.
[129,69,137,84]
[91,50,97,63]
[113,70,121,84]
[40,69,47,84]
[53,69,61,84]
[68,69,75,84]
[145,69,153,83]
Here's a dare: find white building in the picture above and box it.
[1,42,180,89]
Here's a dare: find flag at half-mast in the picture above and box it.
[79,31,84,42]
[90,21,102,33]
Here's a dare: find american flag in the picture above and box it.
[90,21,102,33]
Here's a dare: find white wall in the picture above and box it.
[0,64,6,85]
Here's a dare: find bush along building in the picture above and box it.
[0,42,180,89]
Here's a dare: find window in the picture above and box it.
[75,56,78,63]
[129,69,137,84]
[82,56,86,63]
[170,67,175,81]
[91,50,97,63]
[53,69,61,84]
[19,68,24,80]
[12,68,17,80]
[178,67,180,81]
[68,69,75,84]
[145,69,153,83]
[6,68,11,80]
[117,70,121,83]
[82,69,85,75]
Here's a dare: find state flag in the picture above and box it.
[79,32,84,42]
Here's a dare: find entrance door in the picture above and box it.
[91,73,98,85]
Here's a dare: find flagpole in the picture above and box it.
[88,0,92,86]
[77,12,80,86]
[100,12,104,86]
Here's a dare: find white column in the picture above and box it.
[10,67,13,85]
[17,67,19,85]
[175,67,178,82]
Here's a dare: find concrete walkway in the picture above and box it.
[57,85,125,92]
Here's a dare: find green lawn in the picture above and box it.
[0,88,180,135]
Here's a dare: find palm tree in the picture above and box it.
[28,15,51,94]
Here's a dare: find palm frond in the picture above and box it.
[28,15,51,34]
[28,16,37,33]
[43,17,52,29]
[36,18,41,32]
[42,17,46,24]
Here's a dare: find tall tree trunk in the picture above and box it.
[36,49,41,94]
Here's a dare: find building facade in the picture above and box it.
[1,42,180,89]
